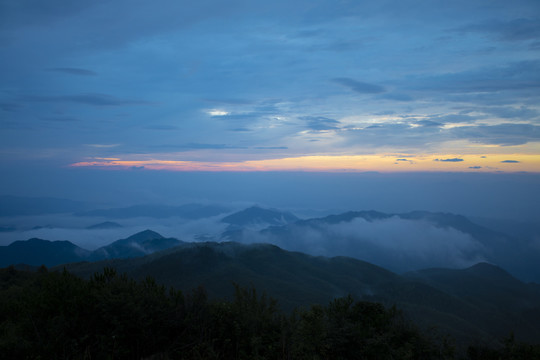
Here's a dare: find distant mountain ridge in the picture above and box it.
[2,205,539,282]
[224,209,539,282]
[2,218,540,347]
[221,205,299,229]
[0,238,91,267]
[0,230,182,267]
[90,230,183,260]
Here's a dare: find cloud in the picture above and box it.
[410,61,540,95]
[501,160,520,163]
[341,122,443,148]
[434,158,464,162]
[416,120,442,127]
[22,93,152,107]
[207,109,230,116]
[300,116,341,130]
[469,166,482,169]
[144,125,178,130]
[480,106,539,120]
[40,116,79,122]
[203,98,253,105]
[213,113,259,123]
[396,159,408,161]
[254,146,288,150]
[243,217,486,272]
[450,123,540,146]
[46,67,97,76]
[0,102,22,112]
[379,92,414,101]
[333,77,386,94]
[85,144,120,148]
[2,0,540,178]
[155,143,248,151]
[457,18,540,42]
[434,114,478,124]
[0,212,230,250]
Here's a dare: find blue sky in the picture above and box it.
[1,0,540,218]
[1,0,539,171]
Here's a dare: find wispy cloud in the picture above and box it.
[301,116,341,131]
[21,93,152,106]
[155,143,249,151]
[40,116,79,122]
[450,123,540,146]
[46,67,97,76]
[1,0,540,179]
[333,78,386,94]
[434,158,464,162]
[457,18,540,42]
[85,144,121,148]
[243,217,486,272]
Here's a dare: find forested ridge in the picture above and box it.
[1,266,539,359]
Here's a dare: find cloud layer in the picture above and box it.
[241,217,486,272]
[0,0,538,174]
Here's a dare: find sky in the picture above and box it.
[1,0,540,219]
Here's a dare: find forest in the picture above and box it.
[1,266,539,360]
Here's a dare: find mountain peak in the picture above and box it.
[464,262,517,281]
[222,206,298,228]
[127,229,164,242]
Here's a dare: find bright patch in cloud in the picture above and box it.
[207,109,230,116]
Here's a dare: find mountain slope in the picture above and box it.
[0,238,91,267]
[60,241,540,346]
[89,230,183,260]
[62,241,402,309]
[404,262,540,342]
[0,230,184,267]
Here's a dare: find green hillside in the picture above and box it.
[61,241,540,349]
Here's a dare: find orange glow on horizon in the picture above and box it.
[69,153,540,173]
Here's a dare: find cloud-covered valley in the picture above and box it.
[233,216,487,273]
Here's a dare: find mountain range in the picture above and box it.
[223,209,540,282]
[2,205,540,348]
[0,229,181,267]
[2,206,539,282]
[57,239,540,349]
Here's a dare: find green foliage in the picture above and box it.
[0,266,533,360]
[467,332,540,360]
[289,296,452,360]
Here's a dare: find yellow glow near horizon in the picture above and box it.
[70,153,540,172]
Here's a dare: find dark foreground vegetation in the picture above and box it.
[1,266,538,360]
